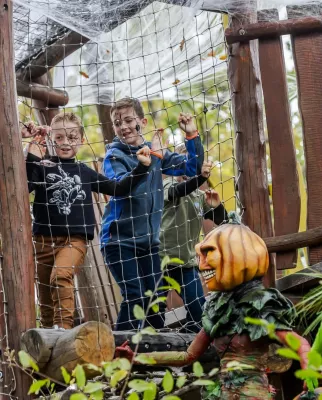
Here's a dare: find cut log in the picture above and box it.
[16,80,69,106]
[21,322,115,382]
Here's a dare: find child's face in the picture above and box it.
[112,107,147,146]
[49,120,83,159]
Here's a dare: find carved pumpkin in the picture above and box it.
[195,211,269,291]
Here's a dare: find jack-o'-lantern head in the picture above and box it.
[195,211,269,291]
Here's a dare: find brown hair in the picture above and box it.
[51,112,85,138]
[110,97,145,119]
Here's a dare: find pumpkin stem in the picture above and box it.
[228,211,242,225]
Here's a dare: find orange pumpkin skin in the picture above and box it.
[196,214,269,291]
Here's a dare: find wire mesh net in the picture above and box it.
[0,0,314,396]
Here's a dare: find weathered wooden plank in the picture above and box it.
[276,261,322,293]
[258,9,300,271]
[16,80,68,105]
[263,225,322,253]
[0,1,36,396]
[287,5,322,265]
[228,4,275,287]
[225,16,322,45]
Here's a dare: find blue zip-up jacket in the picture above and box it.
[100,135,204,251]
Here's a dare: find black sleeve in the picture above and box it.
[26,153,42,193]
[204,203,228,225]
[89,162,150,195]
[168,175,208,201]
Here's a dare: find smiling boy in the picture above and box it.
[100,97,204,331]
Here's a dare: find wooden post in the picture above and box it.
[0,0,36,397]
[287,4,322,265]
[228,2,275,286]
[257,9,300,272]
[97,104,115,145]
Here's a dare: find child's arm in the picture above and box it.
[167,161,212,201]
[203,190,228,225]
[91,146,151,196]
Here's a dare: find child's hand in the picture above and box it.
[201,161,213,178]
[178,112,197,137]
[205,189,221,208]
[21,121,49,138]
[136,145,151,166]
[151,128,166,157]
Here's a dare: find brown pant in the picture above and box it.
[34,235,87,329]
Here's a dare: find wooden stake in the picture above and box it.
[0,0,36,396]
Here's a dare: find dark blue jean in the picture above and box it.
[103,246,166,331]
[166,264,206,333]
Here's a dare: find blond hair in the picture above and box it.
[110,97,145,119]
[51,112,84,138]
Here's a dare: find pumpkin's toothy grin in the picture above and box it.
[201,269,216,280]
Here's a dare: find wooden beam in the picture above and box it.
[97,104,115,145]
[228,3,275,286]
[258,9,300,271]
[16,80,68,106]
[15,29,89,81]
[287,5,322,265]
[0,0,36,396]
[225,16,322,45]
[264,225,322,254]
[276,262,322,293]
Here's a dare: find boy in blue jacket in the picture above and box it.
[101,97,204,330]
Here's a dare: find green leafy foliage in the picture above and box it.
[176,375,186,388]
[162,370,174,393]
[308,350,322,369]
[132,332,143,344]
[193,361,204,377]
[70,394,88,400]
[295,370,322,380]
[276,348,300,361]
[135,354,157,365]
[285,332,301,351]
[18,350,39,372]
[127,392,140,400]
[133,305,145,320]
[110,370,128,388]
[161,396,181,400]
[143,382,157,400]
[164,276,181,294]
[208,368,219,377]
[73,365,86,389]
[128,379,154,392]
[84,382,105,394]
[89,390,104,400]
[28,379,50,395]
[141,327,158,335]
[193,380,215,386]
[161,256,170,270]
[61,366,71,384]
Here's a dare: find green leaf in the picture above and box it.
[176,376,186,388]
[161,256,170,270]
[150,297,168,308]
[143,382,157,400]
[169,258,185,265]
[70,394,88,400]
[135,354,156,365]
[90,390,104,400]
[152,304,159,313]
[61,366,71,384]
[164,276,181,294]
[162,370,174,393]
[161,396,181,400]
[208,368,219,377]
[226,361,254,370]
[133,305,145,320]
[141,327,158,335]
[285,333,301,351]
[308,350,322,368]
[18,351,39,372]
[295,370,322,380]
[127,393,140,400]
[73,365,86,389]
[276,348,300,361]
[193,361,204,377]
[145,290,153,297]
[118,358,132,371]
[319,394,322,400]
[132,332,143,344]
[193,380,215,386]
[244,317,267,326]
[128,379,153,392]
[84,382,105,394]
[110,370,128,388]
[28,379,50,395]
[85,364,102,372]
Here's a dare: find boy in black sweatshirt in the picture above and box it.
[22,112,151,329]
